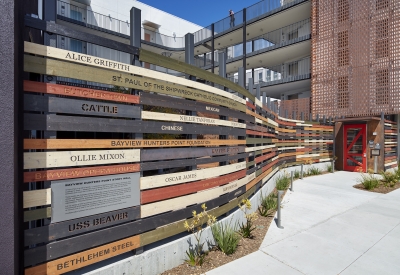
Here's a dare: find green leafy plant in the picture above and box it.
[275,171,290,190]
[184,204,216,266]
[357,169,379,190]
[326,164,332,173]
[258,192,277,217]
[211,221,240,255]
[294,170,300,179]
[237,199,258,239]
[307,166,322,176]
[380,170,398,187]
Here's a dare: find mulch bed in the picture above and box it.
[353,181,400,194]
[161,200,279,275]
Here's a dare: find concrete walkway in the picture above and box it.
[205,171,400,275]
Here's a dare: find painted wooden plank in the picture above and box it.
[246,138,272,144]
[24,149,140,169]
[24,235,140,275]
[141,170,246,204]
[141,173,252,218]
[24,42,246,105]
[24,94,141,119]
[24,206,140,246]
[24,54,245,112]
[23,184,246,268]
[140,161,247,190]
[141,153,247,171]
[139,48,255,102]
[24,80,140,104]
[24,207,51,222]
[245,145,276,152]
[24,139,246,150]
[140,92,250,121]
[24,113,245,136]
[23,189,51,208]
[141,111,246,128]
[278,116,304,123]
[141,146,245,161]
[24,164,140,182]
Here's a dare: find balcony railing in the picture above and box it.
[57,1,130,36]
[57,0,306,48]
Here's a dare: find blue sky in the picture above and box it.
[139,0,257,27]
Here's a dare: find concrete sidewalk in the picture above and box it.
[205,171,400,275]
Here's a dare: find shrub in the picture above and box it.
[357,170,379,190]
[380,171,398,187]
[184,204,216,266]
[211,221,240,255]
[307,166,322,176]
[326,164,332,173]
[258,192,277,217]
[237,199,258,239]
[275,172,290,190]
[294,170,300,179]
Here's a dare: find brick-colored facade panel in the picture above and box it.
[311,0,400,117]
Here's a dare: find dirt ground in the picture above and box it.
[161,207,276,275]
[353,181,400,194]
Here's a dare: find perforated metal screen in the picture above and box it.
[311,0,400,117]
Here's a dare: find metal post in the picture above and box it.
[316,114,320,122]
[285,110,288,118]
[256,83,261,99]
[267,97,271,109]
[242,8,247,83]
[309,113,313,121]
[277,190,284,229]
[248,78,254,95]
[374,156,378,174]
[185,33,195,81]
[130,7,141,66]
[211,23,214,76]
[300,164,303,179]
[238,67,245,88]
[301,112,304,121]
[290,171,294,191]
[323,115,326,124]
[331,160,335,173]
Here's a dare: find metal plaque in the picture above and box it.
[51,173,140,223]
[371,149,380,156]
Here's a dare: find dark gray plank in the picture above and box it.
[24,94,141,119]
[24,206,140,246]
[24,114,246,136]
[141,146,245,161]
[141,153,248,171]
[140,92,251,121]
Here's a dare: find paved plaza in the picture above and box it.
[206,171,400,275]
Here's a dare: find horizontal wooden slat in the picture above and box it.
[23,189,51,208]
[139,48,254,102]
[24,149,140,169]
[141,170,246,204]
[24,80,140,104]
[24,113,245,136]
[24,207,51,222]
[24,42,245,106]
[24,139,245,150]
[24,164,140,182]
[142,111,246,128]
[141,174,252,218]
[140,161,246,190]
[24,94,141,119]
[24,206,140,246]
[24,54,245,111]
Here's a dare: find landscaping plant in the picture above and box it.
[294,170,300,179]
[380,170,398,187]
[258,192,277,217]
[326,164,332,173]
[184,204,216,266]
[307,166,322,176]
[237,199,258,238]
[357,169,379,190]
[275,171,290,190]
[211,220,240,255]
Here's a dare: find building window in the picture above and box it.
[376,0,389,10]
[70,9,83,22]
[337,76,349,109]
[288,29,298,40]
[259,72,263,82]
[376,69,389,105]
[376,39,389,58]
[376,19,389,38]
[338,0,349,23]
[288,62,298,76]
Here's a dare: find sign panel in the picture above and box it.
[51,173,140,223]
